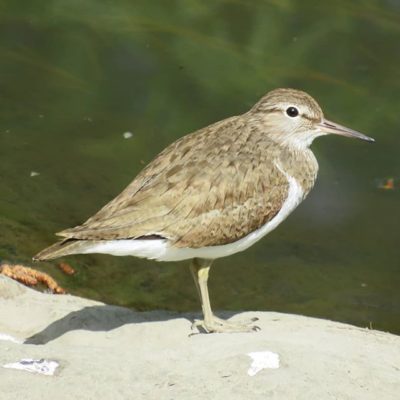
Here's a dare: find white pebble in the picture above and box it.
[247,351,280,376]
[3,358,59,376]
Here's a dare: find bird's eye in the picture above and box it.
[286,107,299,117]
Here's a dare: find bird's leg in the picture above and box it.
[189,258,259,334]
[189,258,214,327]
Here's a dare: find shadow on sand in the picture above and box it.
[24,305,199,345]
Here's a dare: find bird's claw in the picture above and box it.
[190,315,260,334]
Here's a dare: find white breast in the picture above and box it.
[81,163,304,262]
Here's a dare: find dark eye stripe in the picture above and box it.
[301,113,319,122]
[267,107,319,122]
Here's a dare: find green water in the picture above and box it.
[0,1,399,333]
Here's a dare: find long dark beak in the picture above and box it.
[318,119,375,142]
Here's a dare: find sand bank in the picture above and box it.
[0,275,398,399]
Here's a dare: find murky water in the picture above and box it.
[1,1,399,333]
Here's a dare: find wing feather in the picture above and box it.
[57,116,289,248]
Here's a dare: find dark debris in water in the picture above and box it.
[375,177,399,190]
[0,263,66,294]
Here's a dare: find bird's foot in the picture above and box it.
[191,315,260,334]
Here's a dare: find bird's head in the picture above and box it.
[250,88,374,149]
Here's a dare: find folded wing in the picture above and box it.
[57,117,289,248]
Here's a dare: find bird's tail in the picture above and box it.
[33,239,87,261]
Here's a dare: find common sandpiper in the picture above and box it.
[34,88,374,333]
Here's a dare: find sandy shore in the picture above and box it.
[0,275,399,399]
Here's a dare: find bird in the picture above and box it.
[34,88,374,333]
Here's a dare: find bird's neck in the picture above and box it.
[276,131,323,151]
[277,145,319,195]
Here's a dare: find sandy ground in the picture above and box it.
[0,275,399,400]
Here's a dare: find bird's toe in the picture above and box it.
[191,315,260,334]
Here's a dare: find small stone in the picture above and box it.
[3,358,59,376]
[247,351,280,376]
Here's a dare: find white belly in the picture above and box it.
[80,165,304,262]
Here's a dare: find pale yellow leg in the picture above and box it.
[189,258,260,334]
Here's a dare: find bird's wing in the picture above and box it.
[57,117,290,248]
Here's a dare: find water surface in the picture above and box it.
[0,1,399,333]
